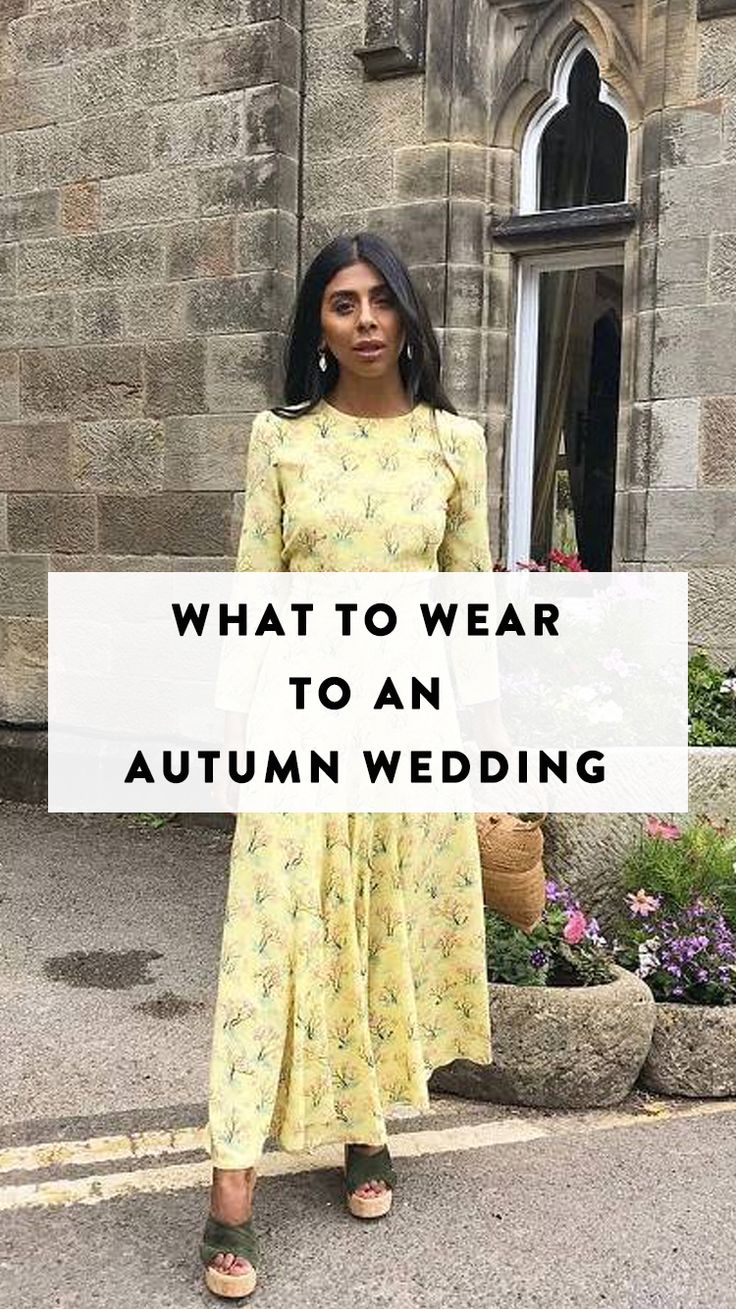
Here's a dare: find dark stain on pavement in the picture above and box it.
[133,990,205,1018]
[43,948,164,990]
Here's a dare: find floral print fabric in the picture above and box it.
[207,397,493,1168]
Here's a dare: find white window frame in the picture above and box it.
[518,29,629,215]
[506,33,630,569]
[506,245,625,571]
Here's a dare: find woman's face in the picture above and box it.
[319,260,406,381]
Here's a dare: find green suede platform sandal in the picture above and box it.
[200,1213,259,1299]
[343,1143,398,1218]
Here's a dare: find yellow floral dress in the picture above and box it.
[207,395,493,1168]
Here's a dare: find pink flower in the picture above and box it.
[563,909,587,944]
[645,816,681,841]
[626,888,661,917]
[548,549,587,572]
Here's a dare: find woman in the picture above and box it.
[200,231,494,1299]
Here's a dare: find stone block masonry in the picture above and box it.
[0,0,300,722]
[1,0,735,740]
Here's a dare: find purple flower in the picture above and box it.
[585,917,607,945]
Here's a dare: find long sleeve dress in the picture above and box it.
[207,395,493,1169]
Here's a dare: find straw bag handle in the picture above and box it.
[514,812,547,830]
[479,811,547,830]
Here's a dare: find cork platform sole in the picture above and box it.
[200,1213,258,1299]
[343,1143,397,1219]
[203,1262,257,1299]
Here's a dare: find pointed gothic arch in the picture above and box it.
[519,29,629,214]
[492,5,641,154]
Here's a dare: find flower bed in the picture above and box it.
[610,816,736,1096]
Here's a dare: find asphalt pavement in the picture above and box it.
[1,801,735,1309]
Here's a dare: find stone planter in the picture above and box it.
[429,964,655,1109]
[638,1000,736,1097]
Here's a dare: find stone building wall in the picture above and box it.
[0,0,734,732]
[301,0,736,650]
[0,0,301,722]
[478,0,736,653]
[299,0,500,554]
[635,1,736,571]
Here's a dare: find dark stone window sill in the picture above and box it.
[698,0,736,18]
[491,203,638,251]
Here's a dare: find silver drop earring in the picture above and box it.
[318,348,327,372]
[405,342,413,360]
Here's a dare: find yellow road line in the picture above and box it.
[0,1126,208,1176]
[0,1100,430,1176]
[1,1098,735,1213]
[0,1121,544,1212]
[0,1160,212,1212]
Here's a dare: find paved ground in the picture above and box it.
[2,800,736,1308]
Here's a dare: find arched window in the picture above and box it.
[496,33,635,572]
[517,32,630,217]
[539,50,627,210]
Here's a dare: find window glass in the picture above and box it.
[531,264,623,570]
[539,51,627,209]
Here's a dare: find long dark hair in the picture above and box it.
[271,231,458,420]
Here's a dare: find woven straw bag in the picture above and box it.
[476,812,547,932]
